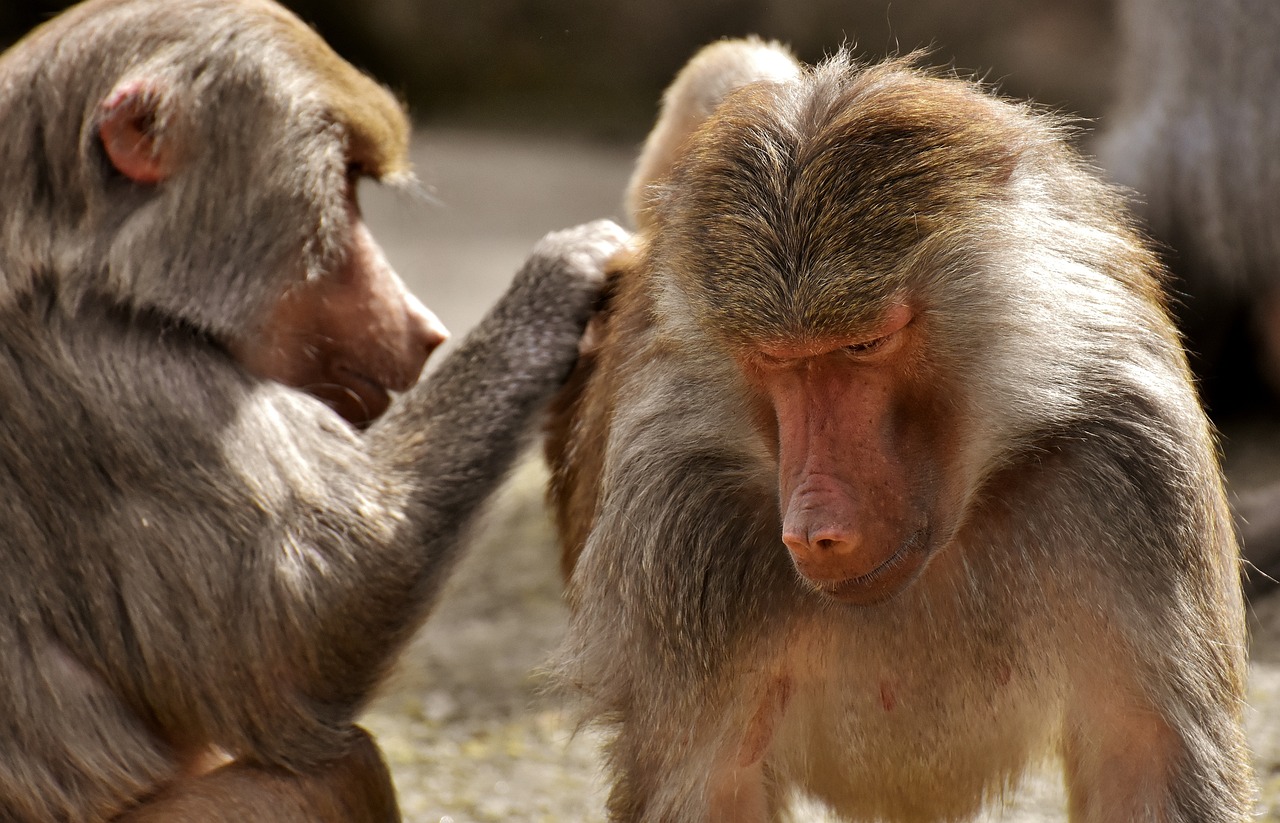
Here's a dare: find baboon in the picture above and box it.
[0,0,625,820]
[547,39,1253,821]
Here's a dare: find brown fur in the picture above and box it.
[548,40,1252,822]
[1098,0,1280,591]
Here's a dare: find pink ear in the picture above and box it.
[98,80,172,184]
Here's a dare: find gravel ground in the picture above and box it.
[357,129,1280,822]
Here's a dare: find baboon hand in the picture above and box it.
[520,219,632,327]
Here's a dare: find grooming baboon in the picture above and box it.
[547,39,1253,821]
[0,0,625,820]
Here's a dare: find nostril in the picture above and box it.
[783,528,857,559]
[783,532,855,558]
[810,519,855,550]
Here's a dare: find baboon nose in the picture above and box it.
[380,294,449,393]
[406,293,449,359]
[783,520,892,583]
[783,527,858,562]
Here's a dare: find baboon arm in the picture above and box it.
[7,224,621,766]
[114,727,398,823]
[367,221,622,604]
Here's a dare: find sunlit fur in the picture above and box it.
[0,0,619,818]
[548,40,1252,821]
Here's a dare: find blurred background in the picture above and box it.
[1,0,1115,137]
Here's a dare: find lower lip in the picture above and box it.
[333,367,391,422]
[809,536,931,606]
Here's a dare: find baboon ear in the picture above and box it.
[626,39,801,228]
[98,79,174,184]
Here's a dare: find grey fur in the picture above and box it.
[1098,0,1280,590]
[0,0,625,819]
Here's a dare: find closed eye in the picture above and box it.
[842,321,911,359]
[844,336,889,354]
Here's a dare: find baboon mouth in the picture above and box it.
[336,365,388,395]
[317,366,392,426]
[809,533,932,606]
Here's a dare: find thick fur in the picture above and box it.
[0,0,624,819]
[548,40,1252,821]
[1098,0,1280,590]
